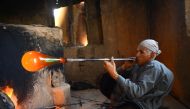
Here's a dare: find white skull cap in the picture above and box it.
[138,39,161,55]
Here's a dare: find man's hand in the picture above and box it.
[121,60,135,70]
[104,57,119,80]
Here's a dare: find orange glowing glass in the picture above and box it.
[21,51,65,72]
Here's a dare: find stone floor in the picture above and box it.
[61,89,189,109]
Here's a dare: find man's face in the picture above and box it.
[135,46,152,65]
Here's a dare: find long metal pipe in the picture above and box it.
[66,57,136,62]
[40,57,136,62]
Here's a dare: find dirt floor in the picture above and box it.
[59,89,189,109]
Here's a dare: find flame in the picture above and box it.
[2,86,13,97]
[2,86,20,109]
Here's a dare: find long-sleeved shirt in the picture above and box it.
[112,60,174,109]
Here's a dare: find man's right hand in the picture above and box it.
[121,61,135,70]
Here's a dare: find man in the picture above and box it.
[101,39,174,109]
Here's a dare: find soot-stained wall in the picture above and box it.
[0,0,54,26]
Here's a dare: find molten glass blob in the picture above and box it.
[21,51,65,72]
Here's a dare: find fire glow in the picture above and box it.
[2,86,13,97]
[54,7,68,27]
[2,86,20,109]
[79,33,88,46]
[53,2,88,47]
